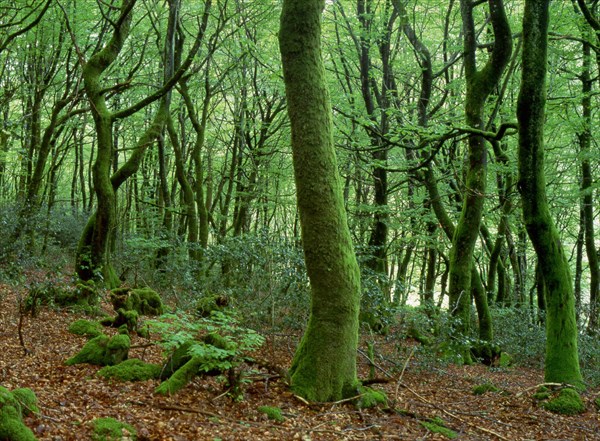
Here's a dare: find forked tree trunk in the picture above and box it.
[279,0,361,401]
[517,0,583,387]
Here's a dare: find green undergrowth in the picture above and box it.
[148,310,265,397]
[91,417,137,441]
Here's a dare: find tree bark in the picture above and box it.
[517,0,583,387]
[279,0,361,401]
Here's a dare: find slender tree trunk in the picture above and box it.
[279,0,361,401]
[448,0,511,341]
[517,0,583,387]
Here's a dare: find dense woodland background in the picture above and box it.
[1,0,600,394]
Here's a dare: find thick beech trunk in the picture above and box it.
[279,0,361,401]
[517,0,583,387]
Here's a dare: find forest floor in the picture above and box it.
[1,273,599,441]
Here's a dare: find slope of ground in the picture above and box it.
[0,279,599,441]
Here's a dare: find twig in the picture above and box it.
[17,296,32,356]
[393,346,415,402]
[515,382,574,397]
[398,382,510,440]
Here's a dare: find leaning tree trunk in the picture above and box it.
[517,0,583,387]
[279,0,361,402]
[447,0,512,344]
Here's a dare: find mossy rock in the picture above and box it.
[65,334,130,366]
[355,386,387,409]
[595,396,600,410]
[110,287,163,316]
[193,294,229,318]
[420,417,458,439]
[0,386,38,441]
[258,406,285,422]
[98,359,162,382]
[472,382,499,395]
[68,319,103,338]
[542,388,585,415]
[91,417,137,441]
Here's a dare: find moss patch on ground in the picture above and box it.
[355,387,387,409]
[472,382,500,395]
[542,388,585,415]
[110,287,164,316]
[258,406,285,422]
[91,417,137,441]
[97,359,162,382]
[420,417,458,439]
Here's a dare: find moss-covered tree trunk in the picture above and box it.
[517,0,583,387]
[279,0,361,402]
[448,0,511,340]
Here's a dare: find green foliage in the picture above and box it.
[490,308,545,366]
[23,277,97,317]
[542,388,585,415]
[149,310,265,396]
[91,417,137,441]
[420,417,457,439]
[97,359,162,382]
[68,319,103,338]
[258,406,285,422]
[472,383,499,395]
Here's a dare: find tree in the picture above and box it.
[279,0,362,401]
[447,0,512,344]
[517,0,583,387]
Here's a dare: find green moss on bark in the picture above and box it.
[155,356,204,396]
[542,388,585,415]
[280,0,361,402]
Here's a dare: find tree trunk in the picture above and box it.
[279,0,361,402]
[517,0,583,387]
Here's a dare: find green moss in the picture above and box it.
[420,419,458,439]
[65,334,110,366]
[0,386,38,441]
[355,387,387,409]
[66,334,130,366]
[498,351,512,367]
[533,391,551,401]
[472,383,499,395]
[91,417,136,441]
[112,309,139,333]
[407,325,432,346]
[194,294,229,317]
[542,388,585,415]
[594,396,600,410]
[11,389,38,415]
[98,359,161,382]
[161,341,194,380]
[68,319,103,338]
[106,334,130,365]
[258,406,285,422]
[203,332,234,351]
[155,356,203,395]
[110,287,163,316]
